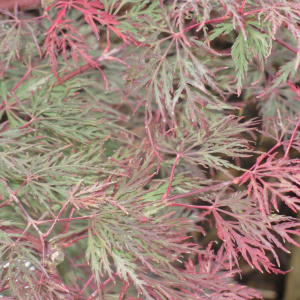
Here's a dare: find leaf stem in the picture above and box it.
[162,154,180,199]
[0,178,42,236]
[260,29,297,54]
[284,118,300,158]
[233,142,282,185]
[164,181,231,202]
[239,0,248,13]
[11,66,32,93]
[79,274,94,295]
[53,44,127,87]
[60,231,89,248]
[42,200,70,238]
[36,215,92,225]
[169,202,211,209]
[0,178,47,265]
[184,8,297,55]
[64,207,75,233]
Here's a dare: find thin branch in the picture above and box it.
[64,207,75,233]
[36,215,92,225]
[145,124,163,161]
[260,29,297,54]
[184,8,297,55]
[79,274,94,296]
[184,15,231,33]
[234,142,282,184]
[0,225,45,254]
[53,44,128,87]
[169,202,212,209]
[42,200,70,238]
[88,273,118,300]
[53,64,92,87]
[164,181,232,202]
[284,118,300,158]
[239,0,248,13]
[0,178,42,236]
[162,154,180,199]
[55,228,89,248]
[0,178,49,265]
[0,0,60,11]
[11,66,32,93]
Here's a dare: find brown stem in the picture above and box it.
[61,232,89,248]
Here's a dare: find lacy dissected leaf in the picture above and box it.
[43,0,122,76]
[156,114,256,176]
[0,8,42,76]
[115,242,262,299]
[240,155,300,215]
[172,0,213,34]
[1,0,300,298]
[182,244,262,299]
[125,4,226,123]
[258,83,300,120]
[85,151,199,297]
[0,229,46,298]
[199,190,300,273]
[232,115,300,216]
[251,3,300,92]
[259,114,300,147]
[272,58,299,90]
[260,2,300,51]
[231,21,271,95]
[44,19,100,75]
[216,0,247,38]
[0,148,105,212]
[1,77,117,145]
[86,209,199,298]
[68,181,116,210]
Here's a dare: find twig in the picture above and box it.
[42,200,70,238]
[169,202,212,209]
[53,44,128,87]
[0,178,48,265]
[0,178,42,236]
[79,274,94,296]
[36,215,92,225]
[162,154,180,199]
[184,8,298,55]
[164,181,232,202]
[284,118,300,158]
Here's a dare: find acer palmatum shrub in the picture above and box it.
[0,0,300,299]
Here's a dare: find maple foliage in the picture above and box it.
[0,0,300,299]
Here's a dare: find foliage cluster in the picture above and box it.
[0,0,300,299]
